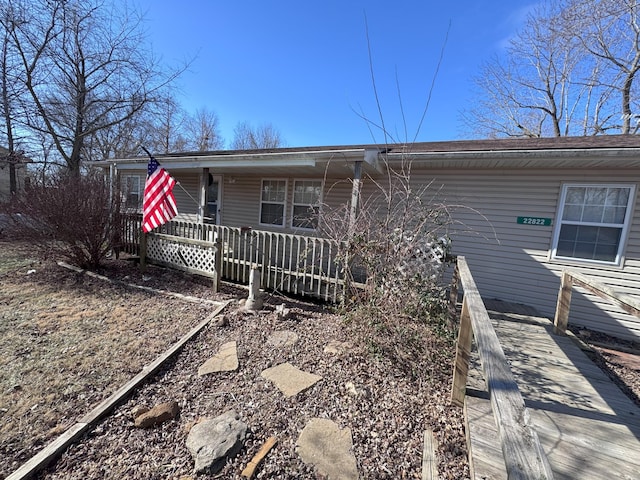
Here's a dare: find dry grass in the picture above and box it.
[0,241,222,477]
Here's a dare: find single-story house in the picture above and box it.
[96,135,640,341]
[0,146,30,202]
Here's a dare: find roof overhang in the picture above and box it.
[384,147,640,169]
[93,139,640,176]
[93,147,384,177]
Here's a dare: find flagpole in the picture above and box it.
[175,181,201,209]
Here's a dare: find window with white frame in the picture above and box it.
[551,184,635,264]
[292,179,322,230]
[260,179,287,226]
[123,175,141,210]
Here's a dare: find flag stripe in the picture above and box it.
[142,157,178,233]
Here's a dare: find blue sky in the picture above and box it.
[136,1,535,147]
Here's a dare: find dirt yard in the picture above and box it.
[0,241,469,479]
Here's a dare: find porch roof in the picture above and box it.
[94,135,640,175]
[94,146,381,177]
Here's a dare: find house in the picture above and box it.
[0,146,30,202]
[96,135,640,341]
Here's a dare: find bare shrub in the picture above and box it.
[4,171,121,268]
[319,156,456,370]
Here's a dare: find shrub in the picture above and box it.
[319,158,457,369]
[4,171,122,269]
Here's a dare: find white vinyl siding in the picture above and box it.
[260,179,287,227]
[292,179,322,230]
[551,184,635,265]
[172,173,200,217]
[394,169,640,340]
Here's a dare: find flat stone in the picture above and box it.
[185,410,247,474]
[296,418,359,480]
[198,341,239,375]
[261,362,322,398]
[267,330,299,348]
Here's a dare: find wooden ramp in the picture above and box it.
[466,299,640,480]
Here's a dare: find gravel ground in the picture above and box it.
[1,242,469,479]
[569,326,640,408]
[38,303,467,480]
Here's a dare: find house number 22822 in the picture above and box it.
[516,216,552,226]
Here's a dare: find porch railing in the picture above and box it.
[121,215,346,302]
[553,269,640,335]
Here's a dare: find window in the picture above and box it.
[292,180,322,229]
[552,184,635,264]
[260,179,287,226]
[123,175,141,210]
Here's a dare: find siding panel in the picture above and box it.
[410,169,640,340]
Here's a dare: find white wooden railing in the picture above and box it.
[121,215,346,302]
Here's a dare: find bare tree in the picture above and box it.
[1,0,182,175]
[560,0,640,134]
[0,2,28,195]
[184,107,224,151]
[231,121,284,149]
[144,95,189,154]
[464,0,640,137]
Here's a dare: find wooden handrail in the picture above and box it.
[554,270,640,335]
[450,257,554,480]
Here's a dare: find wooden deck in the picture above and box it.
[466,299,640,480]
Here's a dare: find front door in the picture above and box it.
[206,174,222,225]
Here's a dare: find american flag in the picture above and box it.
[142,156,178,233]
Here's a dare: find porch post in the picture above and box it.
[349,160,362,232]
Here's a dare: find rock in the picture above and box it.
[345,382,359,397]
[213,314,229,327]
[296,418,359,480]
[324,340,352,355]
[198,341,239,375]
[261,362,322,398]
[130,404,150,419]
[244,267,263,311]
[134,400,179,428]
[186,410,247,474]
[266,330,299,348]
[275,303,291,320]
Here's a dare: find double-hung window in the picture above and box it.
[260,179,287,226]
[551,184,635,265]
[123,175,141,210]
[292,180,322,230]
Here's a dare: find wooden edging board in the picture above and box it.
[57,261,222,306]
[6,301,230,480]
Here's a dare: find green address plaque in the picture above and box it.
[517,216,552,226]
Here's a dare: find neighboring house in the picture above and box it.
[96,135,640,341]
[0,146,30,202]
